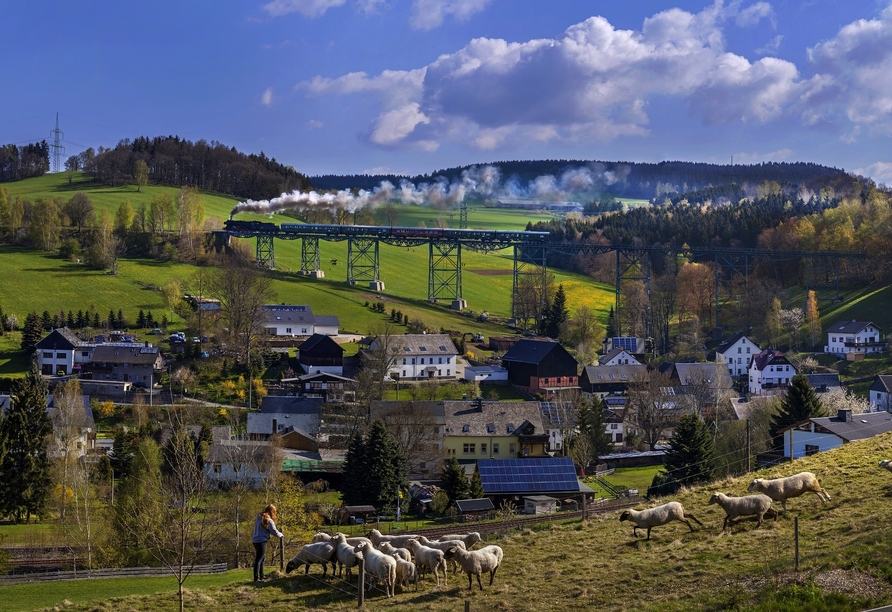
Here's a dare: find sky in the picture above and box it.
[4,0,892,185]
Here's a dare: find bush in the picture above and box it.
[58,238,83,261]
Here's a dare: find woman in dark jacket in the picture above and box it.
[252,504,284,582]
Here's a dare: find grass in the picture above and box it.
[7,433,892,610]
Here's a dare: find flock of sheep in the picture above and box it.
[284,528,502,597]
[620,471,832,540]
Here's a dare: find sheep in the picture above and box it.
[619,501,704,540]
[331,533,361,581]
[708,492,778,531]
[444,544,503,591]
[433,532,482,549]
[377,541,412,562]
[367,528,420,549]
[285,542,337,577]
[747,472,830,514]
[405,538,448,587]
[415,535,468,575]
[879,460,892,489]
[312,532,372,547]
[393,556,419,592]
[353,541,397,598]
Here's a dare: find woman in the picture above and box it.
[252,504,284,582]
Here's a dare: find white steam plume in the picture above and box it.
[229,163,627,217]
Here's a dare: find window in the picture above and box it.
[412,358,416,365]
[831,336,836,342]
[301,328,307,334]
[43,352,52,359]
[213,464,221,473]
[738,347,742,353]
[462,424,470,432]
[746,347,750,353]
[805,444,820,457]
[286,327,292,334]
[506,424,514,433]
[509,443,516,454]
[402,358,406,365]
[610,424,618,430]
[486,423,495,433]
[492,443,499,454]
[56,352,65,359]
[615,433,623,443]
[420,358,424,364]
[439,357,443,364]
[447,369,450,375]
[480,443,487,455]
[402,370,406,377]
[463,443,475,454]
[82,351,89,357]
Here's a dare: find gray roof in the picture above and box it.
[454,498,495,512]
[369,400,447,423]
[583,364,645,383]
[871,375,892,394]
[502,339,566,364]
[783,410,892,441]
[443,400,544,437]
[716,332,758,355]
[259,396,324,414]
[36,328,83,350]
[806,373,841,391]
[828,320,880,335]
[89,345,162,366]
[207,440,274,464]
[247,411,320,437]
[374,333,458,356]
[598,347,636,364]
[673,362,734,390]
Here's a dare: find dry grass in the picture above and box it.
[19,433,892,611]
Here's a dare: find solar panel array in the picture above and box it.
[612,337,637,352]
[539,402,576,427]
[477,458,579,494]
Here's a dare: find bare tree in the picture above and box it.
[625,370,678,451]
[62,457,99,569]
[211,253,275,365]
[63,192,94,233]
[50,378,89,520]
[378,401,442,476]
[362,322,407,401]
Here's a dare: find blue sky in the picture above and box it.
[4,0,892,184]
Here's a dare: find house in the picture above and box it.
[35,328,86,376]
[806,373,841,394]
[524,495,558,515]
[249,396,323,450]
[488,336,520,352]
[715,332,760,378]
[453,498,495,523]
[579,364,645,397]
[378,334,460,381]
[602,337,647,360]
[598,347,641,366]
[370,400,446,477]
[870,375,892,411]
[204,440,278,490]
[298,333,345,375]
[605,408,625,445]
[462,365,508,382]
[501,339,578,397]
[825,320,886,358]
[283,372,355,404]
[80,345,163,386]
[443,399,549,461]
[671,362,735,413]
[779,409,892,458]
[748,349,795,396]
[263,304,339,337]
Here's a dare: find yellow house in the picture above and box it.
[443,399,550,462]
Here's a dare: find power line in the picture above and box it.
[50,112,65,173]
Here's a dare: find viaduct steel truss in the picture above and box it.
[224,224,866,325]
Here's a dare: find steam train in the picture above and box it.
[223,219,548,242]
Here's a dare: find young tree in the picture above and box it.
[0,364,52,522]
[28,198,63,251]
[364,419,407,511]
[20,311,42,353]
[648,413,715,497]
[49,378,89,520]
[114,200,134,235]
[341,433,369,507]
[805,290,821,349]
[765,297,782,348]
[769,373,825,449]
[544,284,569,339]
[440,456,470,504]
[468,465,485,499]
[626,370,677,451]
[133,159,148,192]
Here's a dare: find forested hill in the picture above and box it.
[1,136,312,202]
[313,160,855,200]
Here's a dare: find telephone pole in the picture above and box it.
[50,112,65,173]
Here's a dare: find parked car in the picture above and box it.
[149,328,162,335]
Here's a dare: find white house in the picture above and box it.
[35,328,91,376]
[825,320,886,358]
[463,365,508,382]
[598,348,641,366]
[204,441,278,490]
[870,375,892,411]
[375,334,460,381]
[715,332,760,378]
[263,304,339,337]
[779,409,892,459]
[748,349,795,396]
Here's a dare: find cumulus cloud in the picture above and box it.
[410,0,491,30]
[756,34,783,55]
[854,161,892,186]
[262,0,346,18]
[260,88,274,106]
[296,1,892,150]
[307,119,324,129]
[800,4,892,136]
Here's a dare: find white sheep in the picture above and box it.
[619,501,704,540]
[747,472,830,514]
[393,556,418,592]
[405,538,448,587]
[285,542,337,577]
[353,541,397,598]
[879,460,892,489]
[708,492,778,531]
[434,532,482,548]
[331,533,361,580]
[367,528,420,549]
[377,541,412,562]
[416,535,468,575]
[312,532,372,547]
[444,544,503,591]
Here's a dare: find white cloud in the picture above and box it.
[756,34,783,55]
[853,161,892,185]
[261,88,274,106]
[735,1,775,27]
[409,0,491,30]
[307,119,324,129]
[262,0,346,18]
[356,0,388,13]
[800,4,892,135]
[369,103,431,145]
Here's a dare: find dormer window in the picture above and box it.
[462,424,470,432]
[486,423,495,433]
[506,424,514,433]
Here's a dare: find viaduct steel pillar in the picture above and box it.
[428,241,463,307]
[347,237,383,290]
[256,235,274,269]
[512,241,548,323]
[300,237,324,278]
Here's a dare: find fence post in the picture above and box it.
[465,600,470,612]
[794,517,799,571]
[279,537,285,572]
[357,558,365,608]
[580,493,586,521]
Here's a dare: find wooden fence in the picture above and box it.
[0,563,229,585]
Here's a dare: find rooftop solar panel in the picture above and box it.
[477,458,579,494]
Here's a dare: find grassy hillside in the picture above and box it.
[6,433,892,611]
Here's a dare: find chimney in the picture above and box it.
[272,418,278,434]
[837,409,853,422]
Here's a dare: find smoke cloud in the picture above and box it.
[229,163,628,217]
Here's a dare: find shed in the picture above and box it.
[454,498,495,523]
[338,505,377,525]
[524,495,558,515]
